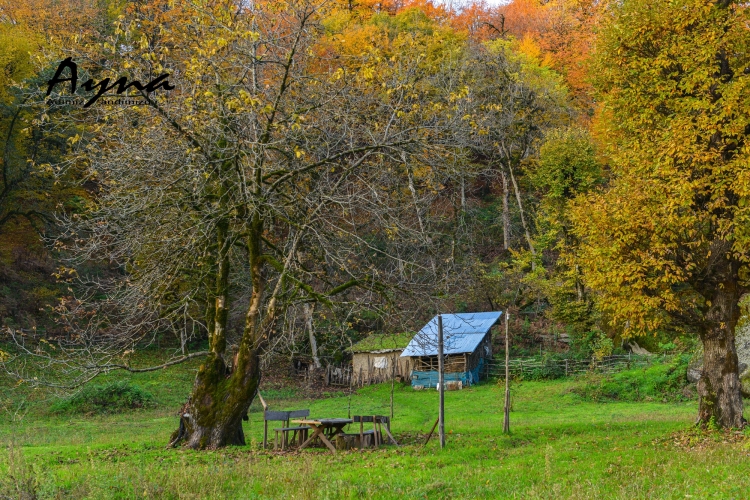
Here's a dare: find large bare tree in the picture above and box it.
[0,0,472,449]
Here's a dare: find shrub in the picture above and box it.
[572,354,692,403]
[568,329,599,357]
[523,354,568,381]
[50,381,155,415]
[591,332,614,360]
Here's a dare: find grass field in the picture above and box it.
[1,358,749,499]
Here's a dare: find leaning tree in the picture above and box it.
[573,0,750,428]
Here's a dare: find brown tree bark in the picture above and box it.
[697,276,745,428]
[169,216,267,449]
[507,162,535,261]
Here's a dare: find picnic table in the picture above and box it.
[292,418,353,453]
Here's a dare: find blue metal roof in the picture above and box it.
[400,312,503,357]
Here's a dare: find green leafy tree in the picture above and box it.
[0,22,88,330]
[573,0,750,428]
[524,128,601,337]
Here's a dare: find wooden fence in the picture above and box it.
[484,353,670,379]
[326,353,672,387]
[326,362,410,387]
[326,365,353,386]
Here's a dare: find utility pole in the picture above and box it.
[503,310,511,434]
[438,314,445,449]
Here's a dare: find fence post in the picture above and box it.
[565,359,568,377]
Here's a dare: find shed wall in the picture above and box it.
[407,332,492,388]
[352,350,411,385]
[410,358,486,388]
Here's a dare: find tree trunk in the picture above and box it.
[575,264,584,302]
[507,163,535,261]
[170,348,261,449]
[170,216,267,449]
[405,157,436,275]
[460,175,466,213]
[697,278,745,429]
[500,170,510,251]
[304,303,321,369]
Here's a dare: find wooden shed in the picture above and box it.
[349,332,413,386]
[401,312,502,388]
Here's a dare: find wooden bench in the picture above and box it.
[263,409,310,450]
[352,415,398,449]
[274,409,310,450]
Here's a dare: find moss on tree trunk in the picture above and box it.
[170,347,261,449]
[170,214,267,450]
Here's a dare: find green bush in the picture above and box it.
[568,329,599,357]
[50,381,155,415]
[522,354,568,381]
[572,354,692,403]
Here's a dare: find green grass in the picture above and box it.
[1,358,749,499]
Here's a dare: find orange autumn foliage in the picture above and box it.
[498,0,598,110]
[0,0,106,40]
[450,1,506,41]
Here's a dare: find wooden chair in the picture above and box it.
[352,416,376,449]
[373,415,398,446]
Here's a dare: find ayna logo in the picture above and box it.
[46,57,174,108]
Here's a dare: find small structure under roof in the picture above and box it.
[349,333,414,386]
[401,311,503,388]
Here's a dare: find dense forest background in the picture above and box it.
[0,0,619,357]
[3,0,749,437]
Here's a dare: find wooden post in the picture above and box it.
[390,353,396,420]
[424,417,440,446]
[348,367,353,419]
[359,418,364,450]
[258,390,269,449]
[438,314,445,449]
[503,311,511,434]
[264,419,268,449]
